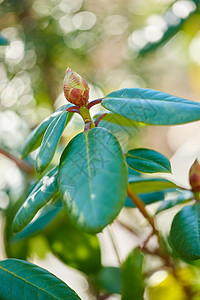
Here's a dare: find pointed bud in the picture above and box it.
[63,68,89,107]
[189,159,200,192]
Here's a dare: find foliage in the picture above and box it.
[1,0,200,299]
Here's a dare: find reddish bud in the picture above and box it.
[63,68,89,106]
[189,159,200,192]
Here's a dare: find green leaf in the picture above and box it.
[13,167,58,233]
[122,248,144,300]
[94,111,145,127]
[156,191,193,214]
[129,176,177,193]
[101,88,200,125]
[58,127,128,233]
[47,216,101,274]
[21,105,70,159]
[0,259,80,299]
[170,203,200,260]
[35,109,72,173]
[94,267,122,295]
[126,148,171,173]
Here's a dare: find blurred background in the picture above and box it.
[0,0,200,299]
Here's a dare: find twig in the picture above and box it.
[0,148,35,175]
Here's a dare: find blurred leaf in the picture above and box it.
[35,109,73,173]
[58,127,128,233]
[125,191,164,207]
[126,148,171,173]
[129,176,177,193]
[13,167,58,233]
[147,272,187,300]
[122,248,144,300]
[0,259,81,300]
[137,0,198,55]
[156,191,193,214]
[102,88,200,125]
[47,216,101,274]
[21,105,71,159]
[94,267,122,295]
[170,203,200,260]
[0,33,9,45]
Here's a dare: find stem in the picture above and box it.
[127,184,158,235]
[0,148,34,174]
[86,98,103,109]
[94,113,107,127]
[66,106,81,114]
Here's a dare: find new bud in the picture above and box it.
[63,68,89,106]
[189,159,200,192]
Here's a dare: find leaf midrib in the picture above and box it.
[0,264,61,299]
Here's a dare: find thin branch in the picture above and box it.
[127,184,158,235]
[94,113,107,127]
[0,148,35,175]
[86,98,103,109]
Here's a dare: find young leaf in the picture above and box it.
[122,248,144,300]
[129,176,177,193]
[21,105,70,159]
[101,88,200,125]
[126,148,171,173]
[13,167,58,233]
[0,259,80,299]
[35,109,72,173]
[156,191,193,214]
[170,203,200,260]
[58,127,128,233]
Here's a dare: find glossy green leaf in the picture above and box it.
[170,203,200,260]
[0,259,80,300]
[102,88,200,125]
[122,248,144,300]
[94,267,122,295]
[58,127,128,233]
[125,191,164,207]
[156,191,193,214]
[129,176,177,193]
[35,109,72,173]
[12,202,62,241]
[126,148,171,173]
[47,216,101,274]
[13,167,58,233]
[21,105,70,159]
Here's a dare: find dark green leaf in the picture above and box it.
[0,259,80,299]
[101,88,200,125]
[125,191,164,207]
[156,191,193,214]
[126,148,171,173]
[170,203,200,260]
[21,105,71,159]
[129,176,177,193]
[122,248,144,300]
[47,216,101,274]
[13,167,58,233]
[58,127,128,233]
[35,109,72,173]
[94,267,122,295]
